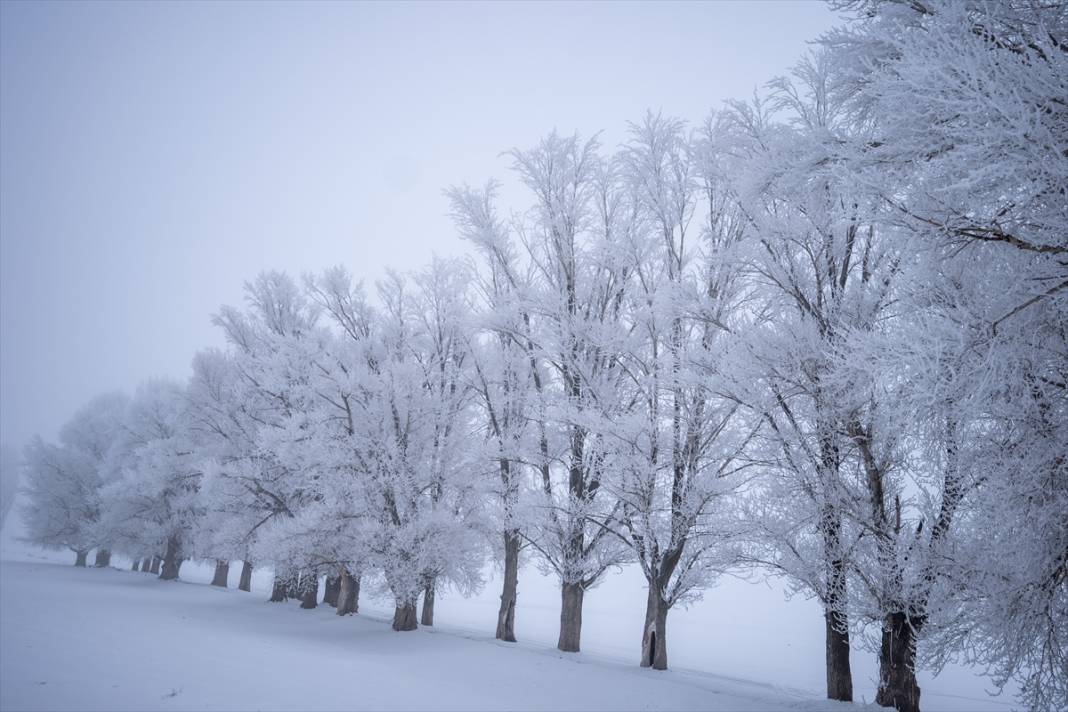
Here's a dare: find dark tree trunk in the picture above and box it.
[131,560,139,571]
[337,570,359,616]
[323,576,340,607]
[211,560,229,587]
[823,506,853,702]
[94,549,111,568]
[557,581,584,652]
[238,561,253,592]
[496,530,519,642]
[392,601,418,631]
[876,612,922,712]
[159,537,182,580]
[299,573,319,609]
[269,574,289,602]
[149,556,161,574]
[420,579,436,626]
[140,557,150,572]
[640,585,670,670]
[74,549,88,567]
[825,605,854,702]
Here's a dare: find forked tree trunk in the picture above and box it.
[74,549,88,567]
[876,612,922,712]
[238,561,253,592]
[392,601,418,631]
[640,585,670,670]
[149,556,161,575]
[496,530,519,642]
[420,579,436,626]
[300,573,319,609]
[323,576,340,607]
[337,570,359,616]
[94,549,111,568]
[558,581,584,652]
[159,537,182,580]
[270,574,289,602]
[211,560,230,587]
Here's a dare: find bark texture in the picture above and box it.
[640,585,670,670]
[210,560,230,587]
[238,561,253,592]
[875,612,922,712]
[420,579,436,626]
[557,581,584,652]
[323,576,340,607]
[94,549,111,568]
[337,570,359,616]
[392,601,418,631]
[159,537,182,581]
[496,530,519,642]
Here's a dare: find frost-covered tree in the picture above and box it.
[0,444,20,529]
[100,380,197,580]
[600,112,755,670]
[815,3,1068,709]
[506,132,633,652]
[21,392,129,566]
[448,181,536,642]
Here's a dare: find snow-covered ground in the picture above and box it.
[0,520,1014,711]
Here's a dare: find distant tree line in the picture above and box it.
[19,3,1066,711]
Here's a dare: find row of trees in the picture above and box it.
[19,2,1065,711]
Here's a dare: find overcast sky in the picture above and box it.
[0,0,837,450]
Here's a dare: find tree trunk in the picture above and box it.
[876,612,922,712]
[825,605,854,702]
[392,600,418,631]
[299,572,319,609]
[269,574,288,602]
[337,570,359,616]
[420,579,436,626]
[640,584,670,670]
[94,548,111,568]
[149,556,161,574]
[211,560,229,587]
[323,575,340,607]
[496,529,519,642]
[823,507,853,702]
[557,581,584,652]
[140,557,150,572]
[131,560,139,571]
[238,561,253,592]
[159,537,182,580]
[74,549,88,567]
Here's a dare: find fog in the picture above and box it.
[0,0,836,450]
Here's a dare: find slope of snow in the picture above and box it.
[0,506,1013,712]
[2,559,849,712]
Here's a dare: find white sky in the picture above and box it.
[1,0,839,448]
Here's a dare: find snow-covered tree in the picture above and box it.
[505,132,633,652]
[21,392,129,566]
[448,181,537,642]
[100,380,197,580]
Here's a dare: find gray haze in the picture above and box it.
[1,0,836,450]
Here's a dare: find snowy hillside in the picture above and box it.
[0,527,1012,712]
